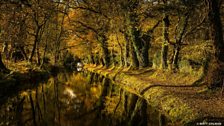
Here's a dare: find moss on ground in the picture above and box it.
[84,64,224,125]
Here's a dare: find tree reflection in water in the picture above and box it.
[0,72,169,126]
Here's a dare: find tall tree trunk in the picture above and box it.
[206,0,224,87]
[54,1,68,65]
[89,53,95,64]
[94,53,100,65]
[172,45,181,70]
[99,35,110,68]
[116,34,124,67]
[124,39,129,67]
[40,38,48,68]
[124,33,131,68]
[126,14,158,68]
[141,33,151,67]
[131,28,144,67]
[161,15,169,69]
[19,46,28,60]
[126,13,145,68]
[29,27,40,62]
[208,0,224,61]
[130,41,139,68]
[111,48,115,67]
[171,13,189,70]
[36,42,41,65]
[125,29,139,68]
[18,20,28,61]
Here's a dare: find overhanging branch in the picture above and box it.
[74,21,99,35]
[59,42,89,51]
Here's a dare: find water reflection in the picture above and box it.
[76,62,83,72]
[0,72,170,126]
[63,87,77,99]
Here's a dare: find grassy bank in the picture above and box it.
[84,64,224,125]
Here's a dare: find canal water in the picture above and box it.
[0,71,170,126]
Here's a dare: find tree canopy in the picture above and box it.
[0,0,223,87]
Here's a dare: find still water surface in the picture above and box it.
[0,71,167,126]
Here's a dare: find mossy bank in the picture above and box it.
[85,65,224,125]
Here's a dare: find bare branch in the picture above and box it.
[183,13,207,39]
[68,6,109,19]
[59,42,89,51]
[146,20,162,33]
[74,21,98,35]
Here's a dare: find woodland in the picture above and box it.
[0,0,223,87]
[0,0,224,125]
[0,0,223,115]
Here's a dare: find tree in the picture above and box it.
[0,0,28,72]
[113,0,161,68]
[206,0,224,87]
[154,0,206,71]
[161,14,169,69]
[68,0,112,67]
[28,0,54,64]
[0,0,72,68]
